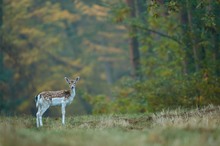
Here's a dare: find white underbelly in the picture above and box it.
[51,97,65,106]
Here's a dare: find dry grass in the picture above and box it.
[0,105,220,146]
[151,105,220,129]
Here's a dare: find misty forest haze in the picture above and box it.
[0,0,220,116]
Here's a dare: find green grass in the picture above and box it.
[0,105,220,146]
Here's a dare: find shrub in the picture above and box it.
[86,73,220,114]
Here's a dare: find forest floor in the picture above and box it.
[0,105,220,146]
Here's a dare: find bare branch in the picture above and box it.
[133,24,182,44]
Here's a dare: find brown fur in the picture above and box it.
[40,90,71,99]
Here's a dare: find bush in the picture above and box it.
[86,73,220,114]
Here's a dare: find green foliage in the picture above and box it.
[88,73,220,114]
[86,95,111,114]
[108,1,129,23]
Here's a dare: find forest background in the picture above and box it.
[0,0,220,116]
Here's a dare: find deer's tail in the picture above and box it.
[35,95,40,108]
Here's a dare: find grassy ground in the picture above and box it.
[0,105,220,146]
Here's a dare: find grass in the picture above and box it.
[0,105,220,146]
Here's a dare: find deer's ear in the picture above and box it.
[75,76,80,82]
[65,77,70,84]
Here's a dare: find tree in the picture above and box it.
[125,0,141,79]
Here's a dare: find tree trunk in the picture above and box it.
[0,0,2,27]
[104,61,113,84]
[213,3,220,76]
[125,0,141,79]
[186,0,199,72]
[213,32,220,76]
[0,0,3,69]
[180,6,194,75]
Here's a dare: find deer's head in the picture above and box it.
[65,76,80,90]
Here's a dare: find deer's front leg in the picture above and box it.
[61,103,66,125]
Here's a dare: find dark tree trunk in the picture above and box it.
[0,0,3,67]
[125,0,141,79]
[0,0,4,111]
[213,3,220,76]
[180,0,211,75]
[180,6,195,75]
[0,0,2,27]
[129,27,141,78]
[186,0,199,72]
[213,33,220,76]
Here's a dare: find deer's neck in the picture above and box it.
[69,88,76,100]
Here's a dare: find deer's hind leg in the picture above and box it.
[38,103,50,127]
[36,106,41,128]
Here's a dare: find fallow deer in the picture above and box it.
[35,76,80,127]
